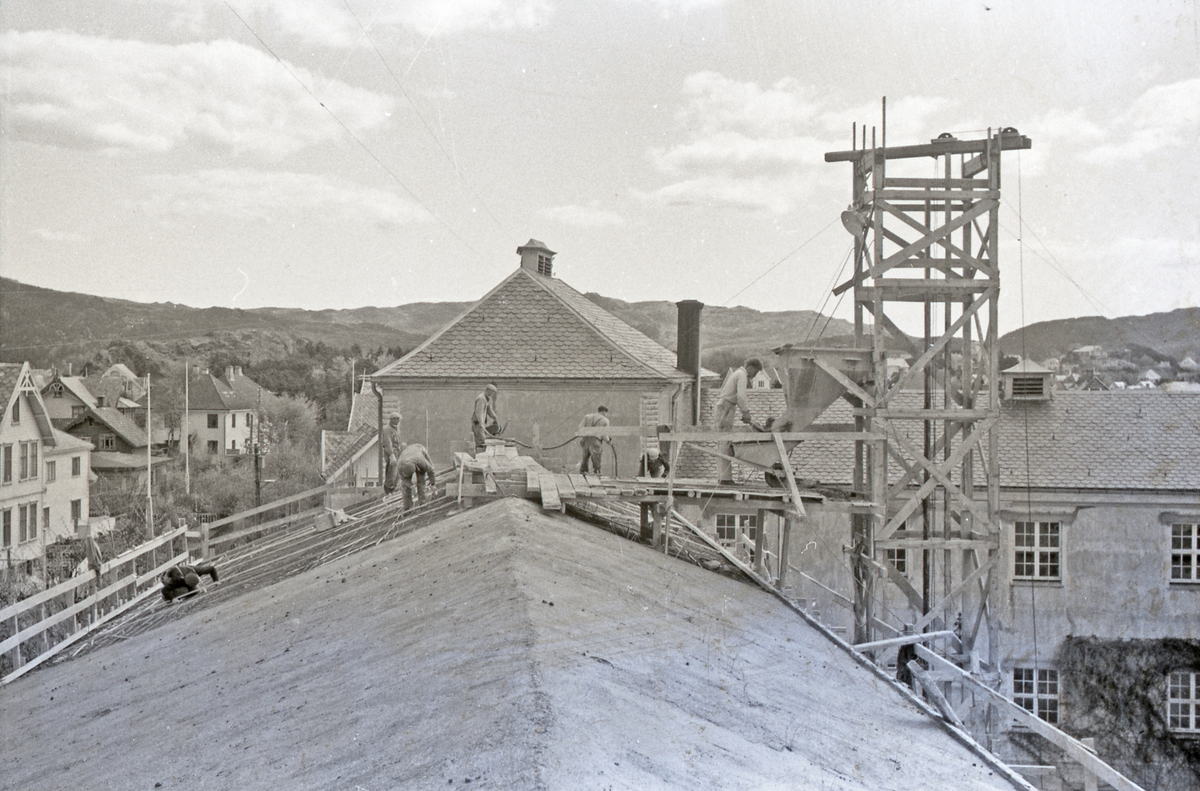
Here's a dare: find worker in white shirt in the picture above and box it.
[714,357,763,485]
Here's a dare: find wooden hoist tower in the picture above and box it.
[822,122,1032,659]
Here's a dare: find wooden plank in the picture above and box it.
[854,630,958,653]
[484,472,498,494]
[206,484,329,531]
[909,554,999,634]
[554,474,576,499]
[884,177,989,189]
[208,506,327,549]
[574,425,646,437]
[583,473,604,488]
[772,433,806,519]
[659,430,886,443]
[99,526,187,575]
[875,538,994,551]
[539,473,561,510]
[962,154,987,178]
[825,134,1031,162]
[868,188,999,201]
[568,474,591,497]
[909,661,966,729]
[914,645,1145,791]
[526,468,541,492]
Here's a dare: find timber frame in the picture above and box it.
[825,128,1032,655]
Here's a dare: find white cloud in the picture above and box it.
[1,30,394,158]
[30,228,88,244]
[647,72,963,214]
[138,169,430,226]
[135,0,552,44]
[1074,78,1200,164]
[537,203,624,227]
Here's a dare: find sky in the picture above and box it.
[2,1,1199,337]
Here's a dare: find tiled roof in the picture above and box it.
[321,429,375,479]
[77,406,149,448]
[374,269,714,382]
[0,363,21,416]
[48,428,94,453]
[53,376,98,407]
[186,371,263,411]
[348,389,380,433]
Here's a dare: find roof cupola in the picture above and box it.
[517,239,556,277]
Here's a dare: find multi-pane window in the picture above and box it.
[70,499,82,525]
[1,445,9,484]
[17,442,39,480]
[45,460,56,483]
[72,456,81,476]
[886,548,908,574]
[715,513,757,545]
[1169,671,1200,733]
[207,414,219,429]
[99,434,116,451]
[1013,667,1059,724]
[1014,521,1061,580]
[1172,525,1200,582]
[1,509,10,547]
[18,503,36,543]
[18,442,28,480]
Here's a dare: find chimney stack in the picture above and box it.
[675,300,703,376]
[517,239,556,277]
[226,365,236,382]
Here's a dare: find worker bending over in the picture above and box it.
[714,357,763,485]
[637,446,670,478]
[578,405,610,474]
[397,442,437,511]
[161,561,219,601]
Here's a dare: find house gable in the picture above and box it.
[374,269,705,382]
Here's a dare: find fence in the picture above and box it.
[0,524,188,685]
[198,485,331,559]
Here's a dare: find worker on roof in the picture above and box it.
[161,561,219,601]
[471,383,500,449]
[578,405,610,475]
[714,357,763,485]
[382,412,404,494]
[397,443,437,511]
[637,446,670,478]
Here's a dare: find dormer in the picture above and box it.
[517,239,556,277]
[1001,359,1054,401]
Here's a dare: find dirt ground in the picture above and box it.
[1,498,1025,790]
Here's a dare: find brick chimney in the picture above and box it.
[517,239,556,277]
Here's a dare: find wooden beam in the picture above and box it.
[908,554,1000,634]
[909,661,966,729]
[660,430,886,442]
[875,538,994,551]
[811,356,875,407]
[825,134,1031,162]
[205,484,329,532]
[773,432,807,520]
[854,630,958,653]
[914,645,1146,791]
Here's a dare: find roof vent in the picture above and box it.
[517,239,556,277]
[1001,359,1053,402]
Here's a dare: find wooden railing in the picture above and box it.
[199,485,331,558]
[0,525,189,685]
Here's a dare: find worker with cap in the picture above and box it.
[714,357,763,484]
[637,446,670,478]
[472,383,500,449]
[578,405,610,475]
[396,442,437,511]
[382,412,404,494]
[161,560,219,602]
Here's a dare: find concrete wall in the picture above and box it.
[379,382,681,473]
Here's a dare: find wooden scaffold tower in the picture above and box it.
[824,120,1032,658]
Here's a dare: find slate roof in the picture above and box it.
[374,268,716,382]
[347,389,380,433]
[53,376,98,407]
[0,363,21,415]
[321,429,376,480]
[47,428,93,454]
[186,370,263,411]
[70,406,149,448]
[782,390,1200,492]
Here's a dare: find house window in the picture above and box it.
[49,383,64,398]
[46,460,56,482]
[1169,671,1200,733]
[2,509,9,547]
[246,413,253,427]
[1014,521,1061,581]
[1013,667,1059,724]
[72,456,81,476]
[715,513,758,558]
[18,503,36,543]
[99,434,116,451]
[18,442,32,480]
[208,414,219,429]
[207,440,219,455]
[30,441,37,478]
[1171,524,1200,582]
[43,507,50,533]
[71,499,82,525]
[11,398,19,424]
[886,548,907,574]
[72,405,85,418]
[2,445,10,484]
[231,413,237,428]
[230,439,237,452]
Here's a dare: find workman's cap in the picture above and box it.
[389,413,401,422]
[485,384,498,393]
[597,405,608,412]
[646,447,660,457]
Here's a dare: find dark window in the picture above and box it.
[207,414,219,429]
[18,443,28,480]
[71,405,85,418]
[886,548,907,574]
[18,505,27,543]
[72,456,81,476]
[45,460,56,482]
[2,445,10,484]
[99,434,116,451]
[11,398,19,425]
[49,383,64,398]
[43,507,50,533]
[71,499,82,524]
[207,440,219,455]
[2,509,10,546]
[231,413,237,428]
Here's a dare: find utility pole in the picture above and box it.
[145,373,154,539]
[254,387,263,509]
[184,359,190,496]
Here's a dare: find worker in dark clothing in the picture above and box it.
[471,384,500,449]
[397,443,437,511]
[161,561,219,601]
[382,412,404,494]
[637,447,670,478]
